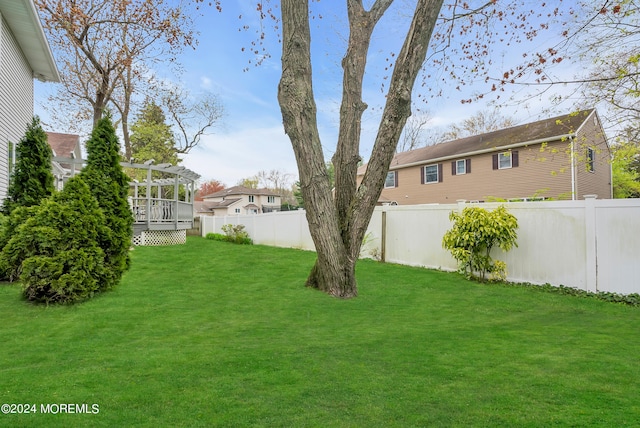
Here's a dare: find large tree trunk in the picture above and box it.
[278,0,443,298]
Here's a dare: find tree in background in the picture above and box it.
[160,87,225,154]
[612,138,640,198]
[129,101,181,167]
[196,180,226,200]
[397,114,432,152]
[36,0,197,158]
[79,115,133,291]
[436,109,515,144]
[236,177,259,189]
[2,117,55,215]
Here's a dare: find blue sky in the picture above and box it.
[35,1,585,188]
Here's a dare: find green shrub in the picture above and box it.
[1,177,109,304]
[2,117,55,215]
[0,206,40,281]
[442,205,518,282]
[221,224,253,245]
[78,115,133,290]
[205,233,227,242]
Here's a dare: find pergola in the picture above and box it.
[127,160,200,236]
[53,156,200,237]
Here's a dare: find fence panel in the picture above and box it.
[593,199,640,294]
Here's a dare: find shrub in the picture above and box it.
[442,205,518,282]
[2,117,55,215]
[221,224,253,245]
[0,206,40,281]
[78,115,133,290]
[1,177,109,304]
[205,233,227,242]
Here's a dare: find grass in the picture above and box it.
[1,236,639,427]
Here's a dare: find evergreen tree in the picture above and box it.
[130,101,180,167]
[2,117,55,215]
[79,115,133,290]
[1,176,108,304]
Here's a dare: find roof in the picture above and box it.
[201,185,281,199]
[195,199,241,212]
[359,109,597,174]
[0,0,60,82]
[47,132,79,157]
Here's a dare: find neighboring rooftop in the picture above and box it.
[201,185,281,199]
[47,132,80,157]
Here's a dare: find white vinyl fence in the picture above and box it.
[201,196,640,295]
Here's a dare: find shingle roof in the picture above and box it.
[194,199,241,213]
[201,185,281,199]
[47,132,80,157]
[359,109,595,174]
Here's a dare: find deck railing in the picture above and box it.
[130,198,194,225]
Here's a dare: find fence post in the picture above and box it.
[584,195,598,293]
[381,207,387,263]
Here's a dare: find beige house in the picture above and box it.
[359,109,612,205]
[196,185,282,216]
[47,132,82,189]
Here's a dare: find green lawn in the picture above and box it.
[1,237,639,427]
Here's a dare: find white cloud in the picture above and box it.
[181,122,299,187]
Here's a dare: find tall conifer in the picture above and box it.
[2,117,55,215]
[79,115,133,290]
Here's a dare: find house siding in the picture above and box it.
[0,13,34,201]
[573,111,612,199]
[379,140,575,204]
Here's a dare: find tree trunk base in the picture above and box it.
[305,259,358,299]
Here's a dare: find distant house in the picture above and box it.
[196,186,282,216]
[47,132,82,189]
[0,0,59,200]
[358,109,612,204]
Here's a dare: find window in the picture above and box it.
[586,147,595,172]
[248,195,255,203]
[267,196,275,203]
[422,164,442,184]
[451,159,471,175]
[498,152,512,169]
[234,208,241,214]
[384,171,398,188]
[492,151,519,170]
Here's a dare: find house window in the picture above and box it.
[267,196,275,203]
[384,171,398,188]
[452,159,471,175]
[234,208,241,213]
[492,151,519,170]
[248,195,255,203]
[586,147,595,172]
[422,164,442,184]
[498,152,512,169]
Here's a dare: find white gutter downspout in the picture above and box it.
[570,136,576,200]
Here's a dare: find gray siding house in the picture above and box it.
[0,0,59,200]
